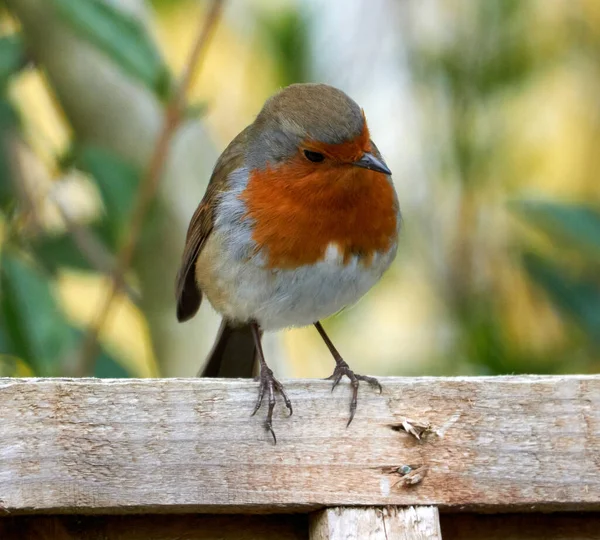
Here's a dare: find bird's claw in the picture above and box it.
[251,366,292,444]
[326,359,382,426]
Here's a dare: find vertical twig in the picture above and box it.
[75,0,225,376]
[51,194,139,301]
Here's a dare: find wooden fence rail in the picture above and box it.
[0,376,599,539]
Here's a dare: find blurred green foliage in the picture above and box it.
[408,1,599,375]
[54,0,172,97]
[413,2,536,190]
[513,200,600,260]
[0,35,26,91]
[1,252,74,376]
[0,1,598,379]
[258,6,310,87]
[515,200,600,350]
[76,145,142,247]
[0,1,168,377]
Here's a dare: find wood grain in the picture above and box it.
[0,376,598,513]
[310,506,441,539]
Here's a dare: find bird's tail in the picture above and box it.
[200,319,257,378]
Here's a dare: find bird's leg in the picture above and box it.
[250,322,292,444]
[314,321,382,427]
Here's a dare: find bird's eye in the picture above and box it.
[303,150,325,163]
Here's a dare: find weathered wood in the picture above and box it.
[0,376,599,513]
[309,506,441,539]
[0,514,307,539]
[441,512,600,540]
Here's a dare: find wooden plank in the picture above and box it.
[441,512,600,540]
[0,514,307,540]
[0,376,599,513]
[310,506,441,539]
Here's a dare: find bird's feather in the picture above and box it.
[175,127,250,321]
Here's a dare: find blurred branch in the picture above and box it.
[50,193,139,302]
[8,139,43,234]
[76,0,224,376]
[8,131,139,299]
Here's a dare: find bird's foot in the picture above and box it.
[251,365,293,444]
[327,359,382,427]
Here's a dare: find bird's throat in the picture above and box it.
[241,164,398,268]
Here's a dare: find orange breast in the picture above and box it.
[241,159,398,269]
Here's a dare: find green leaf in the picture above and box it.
[94,349,131,378]
[259,8,310,87]
[0,35,27,89]
[522,251,600,346]
[0,98,20,209]
[30,232,97,273]
[0,98,19,126]
[0,252,75,375]
[53,0,172,97]
[30,219,116,273]
[76,145,141,246]
[0,318,15,356]
[65,325,131,378]
[511,199,600,259]
[0,355,18,376]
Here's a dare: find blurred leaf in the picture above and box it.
[53,0,171,97]
[411,1,537,189]
[0,98,20,209]
[76,145,141,246]
[459,303,566,375]
[0,99,20,131]
[30,218,116,274]
[0,317,15,355]
[31,232,97,273]
[421,1,534,97]
[260,7,309,86]
[0,252,75,375]
[94,349,131,378]
[0,34,27,89]
[0,98,19,126]
[0,355,18,376]
[0,355,34,376]
[184,101,208,120]
[522,251,600,346]
[65,325,131,378]
[512,199,600,259]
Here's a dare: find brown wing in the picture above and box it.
[175,200,212,321]
[175,127,250,322]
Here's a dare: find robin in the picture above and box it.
[176,83,400,442]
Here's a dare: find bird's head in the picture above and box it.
[245,83,391,180]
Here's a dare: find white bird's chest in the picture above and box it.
[194,167,399,330]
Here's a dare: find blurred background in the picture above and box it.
[0,0,599,379]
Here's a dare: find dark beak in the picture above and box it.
[352,152,392,176]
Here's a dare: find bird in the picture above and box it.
[175,83,400,443]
